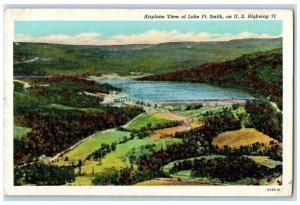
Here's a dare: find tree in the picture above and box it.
[78,159,83,174]
[111,142,117,151]
[147,123,152,130]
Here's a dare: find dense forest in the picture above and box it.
[139,49,282,108]
[14,164,75,185]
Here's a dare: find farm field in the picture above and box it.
[49,103,103,113]
[146,125,191,140]
[13,126,31,138]
[146,118,202,140]
[245,156,282,169]
[173,107,212,116]
[52,129,130,165]
[124,112,185,131]
[169,171,223,185]
[212,128,278,149]
[71,137,182,185]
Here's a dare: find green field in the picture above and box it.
[13,126,31,138]
[54,129,130,164]
[170,170,223,184]
[71,137,182,185]
[52,128,182,185]
[173,107,220,117]
[49,103,102,113]
[245,156,282,169]
[124,113,177,131]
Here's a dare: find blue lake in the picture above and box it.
[99,79,253,101]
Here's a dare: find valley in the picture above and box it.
[13,39,283,186]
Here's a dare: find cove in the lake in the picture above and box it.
[98,79,253,102]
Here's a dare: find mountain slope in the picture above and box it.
[13,38,282,76]
[139,49,282,107]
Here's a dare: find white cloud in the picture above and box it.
[15,30,281,45]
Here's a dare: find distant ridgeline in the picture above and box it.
[13,38,281,76]
[139,49,282,108]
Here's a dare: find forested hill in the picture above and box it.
[14,38,281,76]
[139,49,282,107]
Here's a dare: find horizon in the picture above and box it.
[14,37,282,47]
[14,21,282,46]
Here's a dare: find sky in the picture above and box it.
[14,21,282,45]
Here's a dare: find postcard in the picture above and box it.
[3,8,294,196]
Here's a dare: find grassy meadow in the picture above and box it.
[245,156,282,169]
[13,126,32,139]
[55,136,182,185]
[53,129,131,164]
[124,112,183,131]
[212,128,278,149]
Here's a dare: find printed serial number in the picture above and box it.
[267,188,280,191]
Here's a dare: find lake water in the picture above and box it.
[98,79,253,102]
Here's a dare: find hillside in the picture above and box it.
[13,38,282,76]
[139,49,282,107]
[212,128,278,149]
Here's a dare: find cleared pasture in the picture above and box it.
[173,107,211,117]
[146,118,202,140]
[53,129,130,165]
[212,128,278,149]
[245,156,282,169]
[124,112,185,131]
[14,126,31,138]
[146,125,190,140]
[67,137,181,185]
[50,104,102,113]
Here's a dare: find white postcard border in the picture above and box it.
[3,8,294,196]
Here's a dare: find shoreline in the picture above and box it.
[88,73,149,81]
